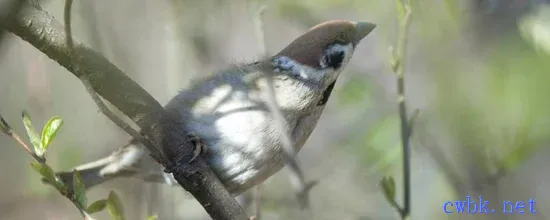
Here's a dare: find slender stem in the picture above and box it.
[11,132,44,163]
[63,0,154,157]
[63,0,73,52]
[10,132,33,154]
[394,0,413,219]
[251,4,267,217]
[250,0,315,210]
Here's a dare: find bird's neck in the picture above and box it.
[268,55,339,90]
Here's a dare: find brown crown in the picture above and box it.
[275,20,358,68]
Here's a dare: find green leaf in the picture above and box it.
[379,176,397,208]
[146,215,158,220]
[73,170,87,208]
[22,111,43,156]
[107,191,125,220]
[30,161,56,185]
[0,114,12,135]
[40,116,63,151]
[87,199,107,214]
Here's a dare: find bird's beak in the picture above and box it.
[354,21,376,43]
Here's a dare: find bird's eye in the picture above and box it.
[321,48,345,69]
[337,32,347,42]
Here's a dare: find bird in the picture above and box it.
[56,20,376,196]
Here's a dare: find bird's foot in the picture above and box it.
[186,133,207,163]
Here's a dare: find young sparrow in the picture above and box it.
[57,20,376,195]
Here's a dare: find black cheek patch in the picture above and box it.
[322,48,345,69]
[317,80,337,106]
[329,51,345,69]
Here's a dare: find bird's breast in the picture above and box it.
[171,71,322,194]
[185,89,294,194]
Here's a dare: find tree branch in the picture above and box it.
[0,0,24,48]
[1,3,248,220]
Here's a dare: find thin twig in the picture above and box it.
[11,132,44,162]
[63,0,164,164]
[251,5,267,218]
[251,2,315,209]
[63,0,73,52]
[6,128,32,154]
[79,78,141,140]
[253,4,267,56]
[64,0,138,141]
[0,113,44,162]
[392,0,413,219]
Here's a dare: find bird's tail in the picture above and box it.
[56,162,110,191]
[54,141,146,192]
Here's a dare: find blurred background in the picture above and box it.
[1,0,550,219]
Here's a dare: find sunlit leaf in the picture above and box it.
[146,215,158,220]
[73,170,87,208]
[41,116,63,151]
[87,199,107,214]
[22,111,43,156]
[107,191,125,220]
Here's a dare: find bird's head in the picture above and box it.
[272,20,375,88]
